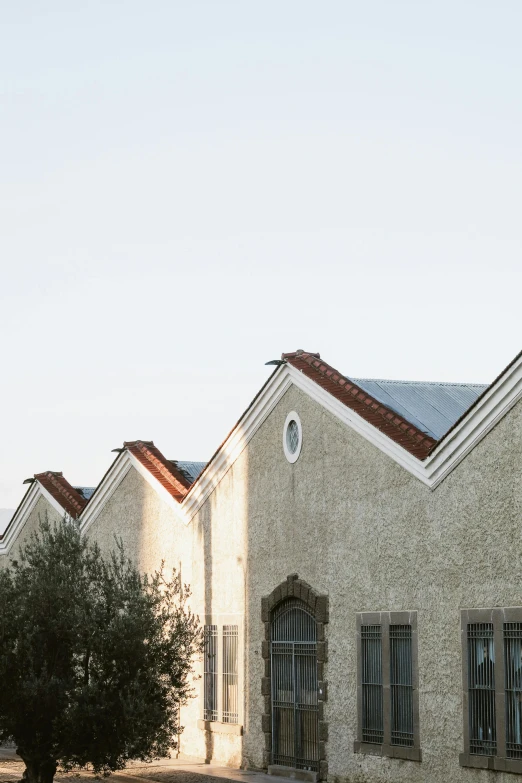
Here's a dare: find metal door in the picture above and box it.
[271,599,319,771]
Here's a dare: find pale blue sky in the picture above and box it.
[1,1,521,515]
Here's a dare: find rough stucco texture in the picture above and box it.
[2,379,521,783]
[224,383,522,783]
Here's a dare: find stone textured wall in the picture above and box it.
[2,376,520,783]
[228,382,522,783]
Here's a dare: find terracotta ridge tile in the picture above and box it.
[284,351,437,460]
[124,440,190,499]
[34,471,87,517]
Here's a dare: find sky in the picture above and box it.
[1,1,521,520]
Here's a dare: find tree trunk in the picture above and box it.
[17,753,57,783]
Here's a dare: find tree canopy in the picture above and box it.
[0,518,202,783]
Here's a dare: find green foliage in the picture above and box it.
[0,517,202,778]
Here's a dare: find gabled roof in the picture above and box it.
[80,442,208,533]
[0,471,88,548]
[33,472,88,517]
[74,346,522,530]
[352,378,488,441]
[5,347,520,548]
[282,351,439,459]
[123,441,193,501]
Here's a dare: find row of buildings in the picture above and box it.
[1,347,522,783]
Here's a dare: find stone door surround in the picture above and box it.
[261,574,329,781]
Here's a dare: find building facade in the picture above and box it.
[1,349,522,783]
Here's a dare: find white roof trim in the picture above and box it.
[80,454,132,534]
[0,482,40,555]
[80,450,188,534]
[424,350,522,486]
[126,451,188,525]
[0,479,68,556]
[71,351,522,532]
[289,356,522,489]
[181,368,292,520]
[180,353,522,516]
[39,484,71,517]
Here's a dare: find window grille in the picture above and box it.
[504,623,522,759]
[271,599,319,772]
[361,625,384,744]
[204,625,218,721]
[222,625,239,723]
[460,609,522,773]
[356,612,420,761]
[467,623,496,756]
[390,624,414,747]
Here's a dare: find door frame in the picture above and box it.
[261,574,329,781]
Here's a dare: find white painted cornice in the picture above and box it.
[70,350,522,534]
[181,367,292,521]
[125,451,188,525]
[179,352,522,516]
[80,453,132,534]
[285,357,522,490]
[0,480,70,556]
[80,450,188,534]
[424,350,522,487]
[0,482,40,555]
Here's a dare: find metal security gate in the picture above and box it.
[271,599,319,772]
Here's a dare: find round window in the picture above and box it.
[283,411,302,463]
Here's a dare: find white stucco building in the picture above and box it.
[2,348,522,783]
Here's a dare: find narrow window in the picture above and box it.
[361,625,384,744]
[356,612,420,761]
[460,608,522,773]
[204,625,218,721]
[467,623,496,756]
[504,623,522,759]
[390,624,414,747]
[222,625,238,723]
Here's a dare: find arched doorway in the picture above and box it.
[271,598,319,773]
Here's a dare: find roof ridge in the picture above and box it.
[34,471,87,517]
[283,351,437,459]
[124,440,191,499]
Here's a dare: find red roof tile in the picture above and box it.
[124,440,191,501]
[282,350,437,460]
[34,471,88,517]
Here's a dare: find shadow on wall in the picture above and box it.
[133,470,187,756]
[193,422,252,767]
[195,485,215,764]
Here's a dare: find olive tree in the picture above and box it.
[0,518,202,783]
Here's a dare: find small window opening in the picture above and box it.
[467,622,496,756]
[283,411,302,463]
[204,625,218,721]
[286,420,299,454]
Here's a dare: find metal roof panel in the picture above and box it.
[74,487,96,501]
[351,379,488,440]
[171,460,207,485]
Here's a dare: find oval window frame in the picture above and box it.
[283,410,303,464]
